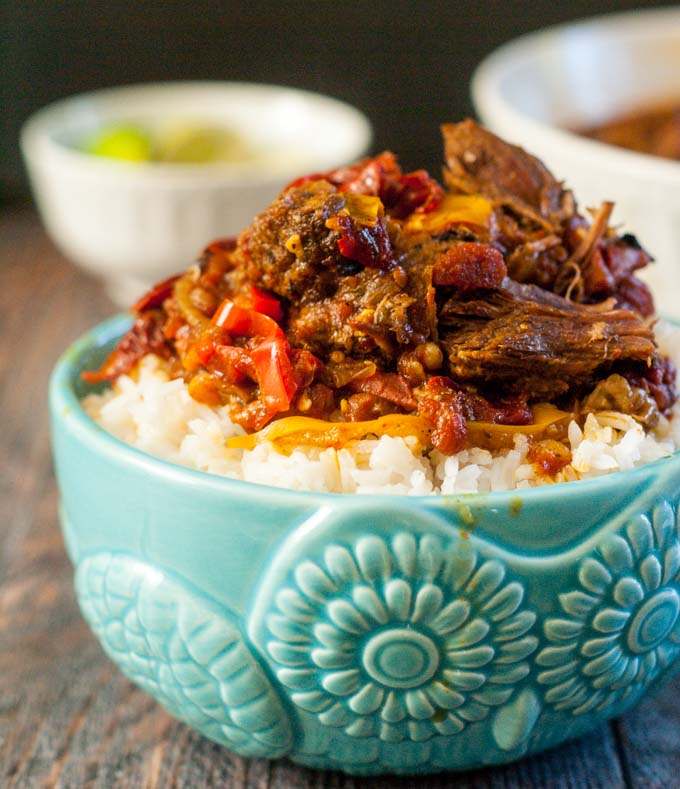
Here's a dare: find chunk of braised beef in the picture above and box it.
[440,279,604,324]
[613,276,654,317]
[581,248,615,295]
[562,215,589,252]
[238,180,346,302]
[286,298,355,356]
[286,266,427,362]
[442,119,570,224]
[439,282,655,400]
[505,236,567,291]
[606,236,653,311]
[603,237,650,278]
[290,348,323,389]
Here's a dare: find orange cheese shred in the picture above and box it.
[227,403,571,455]
[402,194,493,235]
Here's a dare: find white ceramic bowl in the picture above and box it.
[471,7,680,319]
[21,82,372,306]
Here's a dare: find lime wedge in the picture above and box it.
[87,125,153,162]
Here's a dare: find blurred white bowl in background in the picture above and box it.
[471,7,680,319]
[21,81,372,306]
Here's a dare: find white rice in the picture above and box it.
[83,323,680,495]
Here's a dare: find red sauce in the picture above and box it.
[582,100,680,160]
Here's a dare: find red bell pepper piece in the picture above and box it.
[212,299,278,338]
[211,298,298,412]
[250,338,298,409]
[249,284,284,321]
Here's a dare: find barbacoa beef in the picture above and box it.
[442,119,571,225]
[89,119,675,448]
[439,280,655,399]
[442,120,654,316]
[237,180,347,303]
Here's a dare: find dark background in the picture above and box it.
[3,0,678,200]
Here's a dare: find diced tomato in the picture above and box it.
[390,170,444,218]
[285,151,443,219]
[418,383,468,455]
[325,212,395,270]
[349,372,417,410]
[432,244,507,290]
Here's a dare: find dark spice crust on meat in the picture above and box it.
[87,121,677,455]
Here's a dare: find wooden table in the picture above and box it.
[1,205,679,788]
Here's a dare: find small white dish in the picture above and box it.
[471,7,680,318]
[21,81,372,306]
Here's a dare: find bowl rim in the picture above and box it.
[471,6,680,189]
[20,80,373,187]
[50,313,680,508]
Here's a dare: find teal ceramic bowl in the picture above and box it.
[50,314,680,775]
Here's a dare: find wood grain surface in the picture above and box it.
[1,205,678,788]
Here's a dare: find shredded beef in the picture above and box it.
[442,119,570,225]
[88,120,677,451]
[439,282,655,400]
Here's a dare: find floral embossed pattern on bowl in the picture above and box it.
[50,316,680,774]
